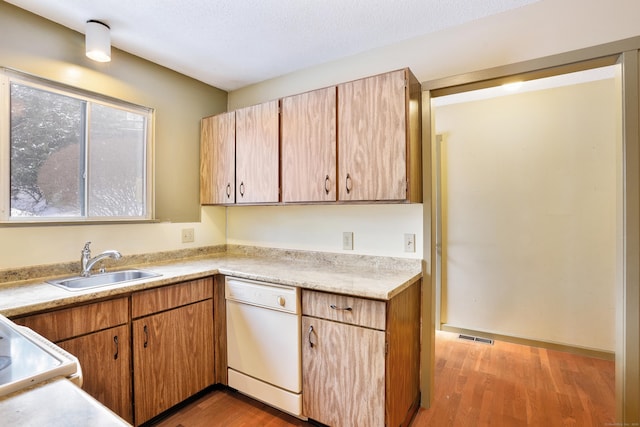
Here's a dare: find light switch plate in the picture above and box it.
[404,233,415,253]
[343,232,354,250]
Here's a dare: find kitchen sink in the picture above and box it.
[47,269,161,291]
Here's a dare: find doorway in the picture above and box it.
[426,63,622,423]
[431,64,621,357]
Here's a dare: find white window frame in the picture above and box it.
[0,68,155,223]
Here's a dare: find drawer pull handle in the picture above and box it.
[345,173,352,194]
[113,335,119,360]
[239,181,245,197]
[143,325,149,348]
[308,325,315,348]
[226,183,231,198]
[330,304,353,311]
[324,175,330,195]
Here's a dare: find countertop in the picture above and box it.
[0,246,423,318]
[0,377,131,426]
[0,246,421,425]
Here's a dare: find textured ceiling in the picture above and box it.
[6,0,539,91]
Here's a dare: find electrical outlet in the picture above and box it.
[181,228,195,243]
[404,233,415,253]
[342,232,354,250]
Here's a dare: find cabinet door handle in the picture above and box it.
[143,325,149,348]
[226,183,231,198]
[239,181,245,197]
[345,173,352,194]
[308,325,315,348]
[113,335,119,360]
[324,175,330,195]
[330,304,353,311]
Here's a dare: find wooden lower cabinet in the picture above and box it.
[132,280,214,425]
[58,325,132,423]
[302,280,421,427]
[302,316,385,426]
[13,298,133,423]
[14,278,216,427]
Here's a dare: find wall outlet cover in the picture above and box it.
[181,228,195,243]
[343,231,354,250]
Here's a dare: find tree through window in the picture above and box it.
[4,73,153,222]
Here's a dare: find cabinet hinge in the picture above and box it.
[385,341,389,356]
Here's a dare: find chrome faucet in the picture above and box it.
[80,241,122,277]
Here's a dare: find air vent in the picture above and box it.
[458,334,494,345]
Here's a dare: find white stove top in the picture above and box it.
[0,315,81,397]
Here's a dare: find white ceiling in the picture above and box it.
[6,0,539,91]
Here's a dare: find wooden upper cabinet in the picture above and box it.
[281,87,337,202]
[199,68,421,206]
[338,68,422,202]
[200,111,236,204]
[235,100,280,204]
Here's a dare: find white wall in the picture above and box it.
[0,206,226,269]
[5,0,640,269]
[0,3,229,271]
[227,204,423,259]
[225,0,640,265]
[435,78,619,352]
[228,0,640,110]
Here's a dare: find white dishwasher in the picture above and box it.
[225,276,303,417]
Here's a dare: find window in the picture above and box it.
[1,70,154,222]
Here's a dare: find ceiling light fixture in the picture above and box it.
[502,81,523,92]
[85,20,111,62]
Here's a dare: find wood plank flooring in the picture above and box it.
[151,331,615,427]
[413,331,615,427]
[152,387,309,427]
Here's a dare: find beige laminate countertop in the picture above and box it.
[0,377,130,427]
[0,248,423,317]
[0,247,421,425]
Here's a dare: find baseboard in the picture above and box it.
[440,324,615,361]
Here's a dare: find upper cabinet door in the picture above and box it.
[338,69,412,202]
[281,87,337,203]
[235,101,280,204]
[200,111,235,204]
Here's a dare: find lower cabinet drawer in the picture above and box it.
[301,289,386,330]
[131,277,213,318]
[14,297,129,342]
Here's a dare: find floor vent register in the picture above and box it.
[458,334,494,345]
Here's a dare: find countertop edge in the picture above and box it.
[0,377,131,426]
[0,250,423,318]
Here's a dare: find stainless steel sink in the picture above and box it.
[47,269,161,291]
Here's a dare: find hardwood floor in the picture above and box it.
[414,331,615,427]
[151,331,615,427]
[152,387,310,427]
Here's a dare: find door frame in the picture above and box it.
[420,36,640,424]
